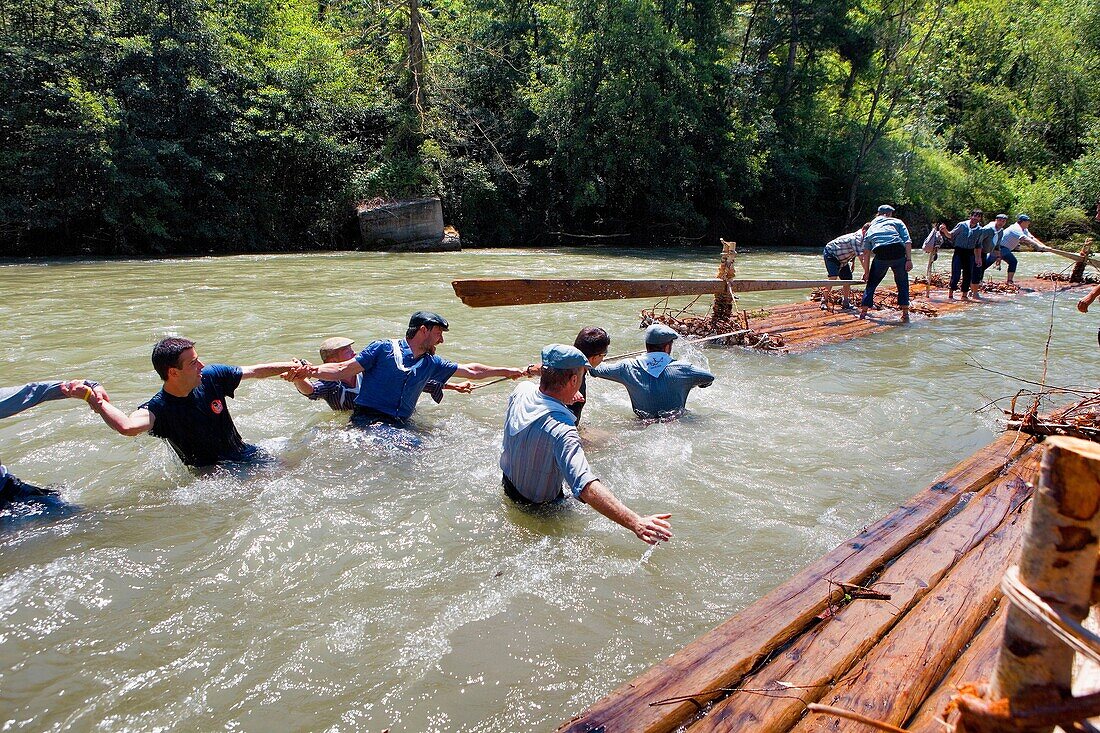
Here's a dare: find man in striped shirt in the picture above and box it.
[500,344,673,545]
[821,224,871,310]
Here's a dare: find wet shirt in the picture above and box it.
[590,355,714,419]
[948,220,982,251]
[308,375,361,411]
[141,365,256,467]
[863,216,912,259]
[0,382,66,481]
[500,383,598,503]
[353,339,459,421]
[824,230,866,264]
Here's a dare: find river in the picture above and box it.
[0,247,1095,732]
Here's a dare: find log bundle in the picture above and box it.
[558,433,1044,733]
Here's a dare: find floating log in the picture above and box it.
[557,432,1036,733]
[795,496,1027,732]
[451,278,859,307]
[1033,243,1100,271]
[692,448,1038,733]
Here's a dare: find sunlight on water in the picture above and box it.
[0,247,1095,731]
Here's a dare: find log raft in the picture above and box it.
[750,277,1089,354]
[557,430,1094,733]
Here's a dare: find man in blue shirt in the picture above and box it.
[288,336,473,412]
[1,380,106,514]
[90,337,299,467]
[939,209,985,300]
[284,311,529,426]
[500,344,672,544]
[589,324,714,419]
[859,205,914,322]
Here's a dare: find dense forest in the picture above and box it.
[1,0,1098,255]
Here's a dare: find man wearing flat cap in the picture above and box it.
[859,204,913,322]
[289,336,473,412]
[588,324,714,420]
[998,214,1046,286]
[284,311,527,426]
[500,344,673,544]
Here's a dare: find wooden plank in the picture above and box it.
[451,278,857,307]
[792,501,1030,733]
[1033,243,1100,270]
[557,433,1036,733]
[905,606,1008,733]
[690,447,1039,733]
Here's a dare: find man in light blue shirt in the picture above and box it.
[500,344,673,544]
[589,324,714,419]
[998,214,1046,285]
[859,204,913,322]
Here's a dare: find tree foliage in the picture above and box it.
[0,0,1097,254]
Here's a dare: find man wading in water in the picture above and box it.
[500,344,673,544]
[90,337,299,467]
[283,311,529,427]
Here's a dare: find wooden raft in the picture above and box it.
[753,277,1089,354]
[558,432,1047,733]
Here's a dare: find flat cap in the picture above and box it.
[541,344,588,370]
[877,204,896,214]
[409,311,449,331]
[995,213,1008,219]
[319,337,354,356]
[644,323,680,345]
[1017,214,1031,222]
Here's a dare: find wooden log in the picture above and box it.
[451,278,860,307]
[978,436,1100,732]
[906,605,1009,733]
[557,433,1036,733]
[692,448,1038,733]
[1033,243,1100,271]
[791,498,1029,733]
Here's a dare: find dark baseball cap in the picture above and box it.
[408,311,449,331]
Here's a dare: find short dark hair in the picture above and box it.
[152,337,195,380]
[970,209,983,217]
[540,366,581,391]
[573,327,611,358]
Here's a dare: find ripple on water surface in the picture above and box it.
[0,248,1094,731]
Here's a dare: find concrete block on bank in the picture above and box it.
[356,198,460,252]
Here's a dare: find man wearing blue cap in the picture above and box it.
[859,204,913,322]
[500,344,673,544]
[285,311,528,426]
[999,215,1045,286]
[589,324,714,419]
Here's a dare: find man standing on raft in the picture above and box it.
[283,311,528,427]
[859,204,913,322]
[500,344,673,544]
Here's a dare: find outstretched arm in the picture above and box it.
[282,358,363,384]
[90,400,154,437]
[0,380,108,420]
[453,363,528,380]
[1078,283,1100,313]
[578,480,672,545]
[240,361,302,380]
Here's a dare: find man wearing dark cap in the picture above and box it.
[589,324,714,419]
[999,214,1046,285]
[284,311,527,426]
[859,205,913,322]
[500,344,673,544]
[288,336,473,412]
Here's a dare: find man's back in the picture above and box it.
[591,357,714,418]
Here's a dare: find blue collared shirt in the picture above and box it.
[590,356,714,419]
[948,220,982,251]
[354,339,458,420]
[863,216,912,257]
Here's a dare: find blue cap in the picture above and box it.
[541,344,588,370]
[1017,214,1031,222]
[409,311,449,331]
[644,323,680,345]
[877,204,895,214]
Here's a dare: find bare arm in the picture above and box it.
[453,363,527,380]
[904,241,913,272]
[578,479,672,544]
[91,400,155,437]
[282,358,363,383]
[240,361,303,380]
[859,250,870,279]
[1078,283,1100,312]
